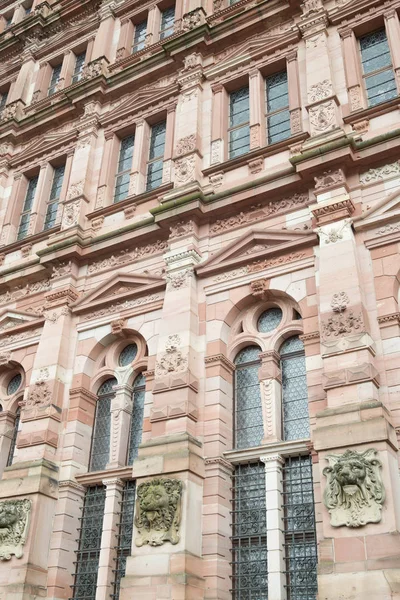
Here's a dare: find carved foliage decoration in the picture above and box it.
[25,380,51,408]
[321,310,363,339]
[360,161,400,184]
[155,335,188,377]
[174,155,196,185]
[323,449,385,527]
[331,292,350,313]
[0,499,31,560]
[309,100,335,133]
[308,79,333,103]
[134,478,183,546]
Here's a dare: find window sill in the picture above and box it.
[0,225,60,256]
[75,466,133,486]
[224,438,311,463]
[343,95,400,126]
[203,131,308,178]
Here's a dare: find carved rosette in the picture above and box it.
[134,478,183,546]
[323,449,385,527]
[0,499,31,560]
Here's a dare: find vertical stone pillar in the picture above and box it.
[384,9,400,93]
[162,104,176,185]
[249,69,263,149]
[97,479,124,600]
[32,61,52,103]
[259,351,282,443]
[0,411,14,474]
[146,4,160,47]
[1,173,27,246]
[116,18,134,61]
[340,29,365,112]
[91,0,116,63]
[96,132,119,209]
[287,51,302,135]
[28,162,52,235]
[55,150,74,225]
[108,384,133,469]
[261,455,286,600]
[7,51,35,107]
[130,119,147,196]
[210,83,226,164]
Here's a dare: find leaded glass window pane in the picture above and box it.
[7,374,22,395]
[48,64,62,96]
[160,6,175,39]
[283,456,318,600]
[280,336,309,441]
[229,87,250,159]
[72,486,106,600]
[17,176,38,240]
[6,409,20,467]
[359,29,397,107]
[232,462,268,599]
[114,135,135,203]
[127,374,146,464]
[112,480,136,600]
[0,92,8,111]
[44,164,65,230]
[265,71,290,144]
[234,346,263,449]
[146,121,166,191]
[119,344,138,367]
[72,52,86,84]
[89,378,116,471]
[132,20,147,53]
[258,307,283,333]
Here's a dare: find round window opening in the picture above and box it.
[7,373,22,396]
[258,307,283,333]
[119,344,138,367]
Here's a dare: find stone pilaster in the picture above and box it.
[108,384,133,468]
[97,478,124,600]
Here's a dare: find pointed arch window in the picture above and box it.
[89,378,116,472]
[280,336,310,441]
[7,408,20,467]
[127,373,146,464]
[234,346,263,449]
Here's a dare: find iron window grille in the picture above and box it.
[7,374,22,396]
[44,165,65,230]
[48,64,62,96]
[159,7,175,40]
[228,86,250,159]
[282,455,318,600]
[231,462,268,600]
[6,409,20,467]
[114,135,135,203]
[234,346,263,450]
[359,28,397,107]
[89,378,116,472]
[71,486,106,600]
[72,52,86,84]
[17,176,38,240]
[265,71,291,144]
[112,480,136,600]
[146,121,166,191]
[280,336,310,442]
[132,20,147,53]
[258,307,283,333]
[127,374,146,464]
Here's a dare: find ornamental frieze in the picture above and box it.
[0,280,51,306]
[0,499,31,560]
[87,241,168,275]
[360,161,400,184]
[83,295,162,321]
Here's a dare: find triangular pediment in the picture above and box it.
[13,128,77,167]
[72,271,166,314]
[355,188,400,231]
[0,309,42,335]
[196,228,317,277]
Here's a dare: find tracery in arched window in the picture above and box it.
[280,335,310,441]
[127,373,146,464]
[89,378,116,472]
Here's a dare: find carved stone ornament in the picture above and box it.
[321,310,364,339]
[323,449,385,527]
[308,79,333,103]
[134,478,183,546]
[314,169,345,191]
[0,499,31,560]
[24,380,52,408]
[155,335,188,377]
[309,100,335,134]
[175,135,196,156]
[360,161,400,184]
[331,292,350,313]
[174,155,196,185]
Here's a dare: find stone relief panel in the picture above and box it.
[134,478,183,546]
[0,499,31,560]
[323,449,385,527]
[155,335,188,377]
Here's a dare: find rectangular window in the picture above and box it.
[43,165,65,230]
[265,70,291,144]
[72,52,86,84]
[159,6,175,40]
[232,462,268,600]
[228,86,250,159]
[282,456,318,600]
[0,91,7,111]
[72,486,106,600]
[132,20,147,53]
[146,121,166,191]
[114,135,135,203]
[359,28,397,107]
[4,15,13,29]
[17,176,38,241]
[48,64,62,96]
[112,481,136,600]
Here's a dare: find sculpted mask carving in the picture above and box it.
[0,499,31,560]
[134,478,183,546]
[323,449,385,527]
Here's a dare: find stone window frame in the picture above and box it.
[340,9,400,119]
[209,52,302,167]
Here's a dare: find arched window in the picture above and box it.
[234,346,263,449]
[280,336,310,441]
[7,408,20,467]
[89,378,116,472]
[127,373,146,464]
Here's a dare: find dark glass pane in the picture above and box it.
[50,165,65,200]
[7,374,22,395]
[160,7,175,39]
[229,87,250,127]
[118,136,135,172]
[48,64,62,95]
[266,71,289,112]
[234,346,263,449]
[146,159,163,191]
[89,378,116,471]
[149,121,166,160]
[234,346,260,365]
[258,308,283,333]
[365,69,397,106]
[267,109,291,144]
[22,176,38,212]
[114,173,130,203]
[6,410,20,467]
[119,344,138,366]
[360,29,392,74]
[43,202,59,230]
[0,93,7,110]
[280,336,304,356]
[232,462,268,600]
[112,480,136,600]
[229,125,250,158]
[283,456,318,600]
[132,20,147,52]
[127,374,146,463]
[280,336,309,441]
[72,52,86,84]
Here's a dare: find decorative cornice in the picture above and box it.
[204,354,235,371]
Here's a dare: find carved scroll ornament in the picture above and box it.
[323,449,385,527]
[0,499,31,560]
[134,478,183,546]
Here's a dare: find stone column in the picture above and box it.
[27,162,52,236]
[97,478,124,600]
[0,411,15,474]
[91,0,116,63]
[1,173,27,246]
[32,61,52,103]
[249,69,263,149]
[162,104,176,185]
[210,83,226,165]
[129,119,147,196]
[287,50,302,135]
[384,9,400,94]
[340,29,365,112]
[261,455,286,600]
[259,351,283,443]
[116,18,134,61]
[95,132,119,209]
[108,384,133,469]
[55,150,74,225]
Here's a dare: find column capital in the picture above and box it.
[102,477,124,490]
[260,454,285,466]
